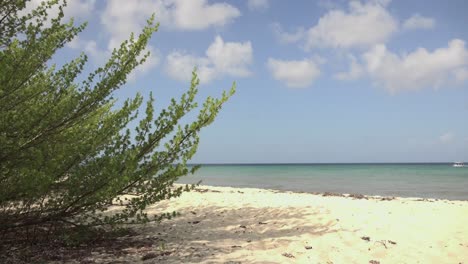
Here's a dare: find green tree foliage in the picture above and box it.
[0,0,235,231]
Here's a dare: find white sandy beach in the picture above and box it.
[85,185,468,263]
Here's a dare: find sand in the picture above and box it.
[89,185,468,263]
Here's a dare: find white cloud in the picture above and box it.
[440,132,454,144]
[305,1,397,49]
[205,36,253,77]
[101,0,153,50]
[171,0,241,30]
[267,58,321,88]
[101,0,240,50]
[166,52,215,83]
[455,67,468,82]
[21,0,95,26]
[271,23,305,44]
[362,39,468,92]
[22,1,160,80]
[68,36,161,80]
[64,0,96,19]
[69,0,240,81]
[165,36,253,84]
[403,14,435,30]
[248,0,269,11]
[335,54,364,80]
[67,36,102,60]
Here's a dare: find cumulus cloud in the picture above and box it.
[267,58,321,88]
[271,23,305,44]
[68,35,161,80]
[282,1,436,51]
[363,39,468,92]
[337,39,468,92]
[403,14,435,30]
[68,0,239,80]
[247,0,269,11]
[63,0,96,19]
[101,0,240,50]
[455,68,468,82]
[20,0,95,26]
[170,0,241,30]
[304,1,398,49]
[21,0,162,81]
[67,36,102,60]
[165,36,253,84]
[166,53,215,83]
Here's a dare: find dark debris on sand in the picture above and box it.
[194,188,221,193]
[322,192,345,197]
[348,193,368,199]
[282,252,295,258]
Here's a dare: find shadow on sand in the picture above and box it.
[134,204,354,263]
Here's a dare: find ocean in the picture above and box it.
[178,163,468,200]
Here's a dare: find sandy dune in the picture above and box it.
[90,185,468,263]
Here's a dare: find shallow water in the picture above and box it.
[177,163,468,200]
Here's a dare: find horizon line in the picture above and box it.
[187,162,464,165]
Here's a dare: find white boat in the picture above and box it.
[453,162,466,168]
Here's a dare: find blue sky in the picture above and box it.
[30,0,468,163]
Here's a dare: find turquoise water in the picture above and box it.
[178,163,468,200]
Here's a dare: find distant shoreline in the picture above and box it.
[178,183,468,202]
[178,163,468,201]
[188,162,465,166]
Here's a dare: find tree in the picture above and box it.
[0,0,234,231]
